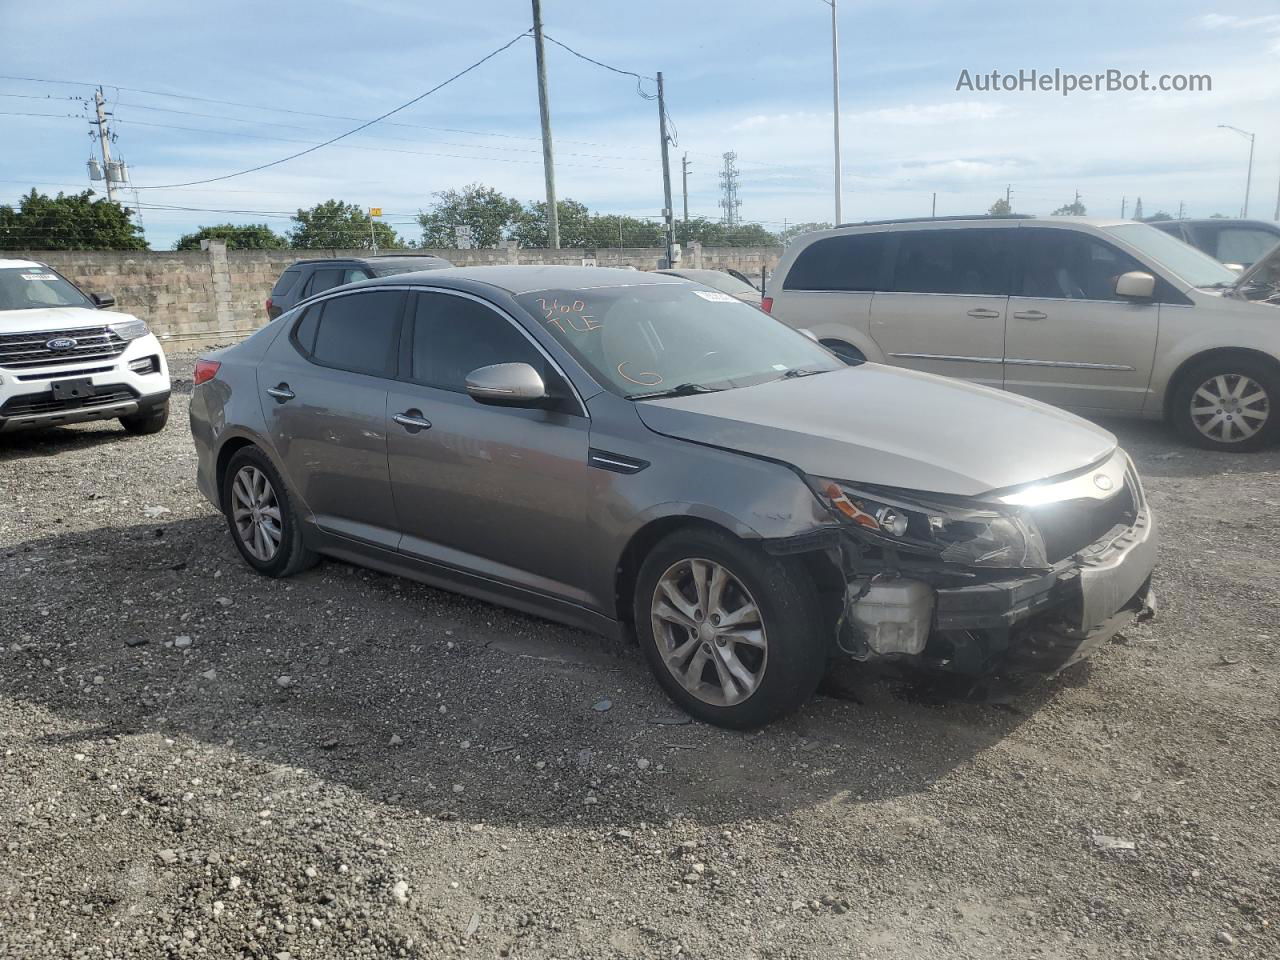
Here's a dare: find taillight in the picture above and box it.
[265,297,273,317]
[193,359,221,385]
[761,296,774,314]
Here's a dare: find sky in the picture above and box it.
[1,0,1278,250]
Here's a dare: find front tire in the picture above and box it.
[1171,356,1278,452]
[221,446,317,577]
[120,400,169,435]
[633,528,828,729]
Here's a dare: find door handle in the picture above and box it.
[266,383,295,402]
[965,308,1001,319]
[1012,310,1048,321]
[393,410,432,432]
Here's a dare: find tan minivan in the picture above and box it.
[766,216,1280,451]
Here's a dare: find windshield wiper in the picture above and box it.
[629,382,724,401]
[775,367,824,380]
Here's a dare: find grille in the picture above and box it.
[0,383,138,418]
[1030,481,1137,564]
[0,325,128,370]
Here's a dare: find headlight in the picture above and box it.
[110,319,149,341]
[809,477,1049,569]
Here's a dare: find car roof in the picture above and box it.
[1157,218,1280,230]
[829,214,1135,229]
[0,258,46,269]
[363,264,685,295]
[288,254,452,267]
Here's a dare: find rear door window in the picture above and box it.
[308,290,405,377]
[1215,228,1279,266]
[304,267,346,297]
[782,233,889,291]
[886,229,1011,295]
[409,292,547,393]
[1017,229,1144,301]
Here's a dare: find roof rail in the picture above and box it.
[833,214,1036,228]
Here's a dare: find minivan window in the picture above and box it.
[886,229,1011,296]
[1215,228,1278,267]
[782,233,888,291]
[1103,222,1238,288]
[1018,229,1145,301]
[410,292,547,393]
[271,268,302,298]
[309,290,403,377]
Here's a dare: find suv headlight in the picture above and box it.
[109,319,149,341]
[809,477,1049,569]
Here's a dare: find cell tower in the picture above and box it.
[718,152,742,226]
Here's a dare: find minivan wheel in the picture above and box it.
[820,339,865,365]
[633,528,828,729]
[222,446,317,577]
[1171,357,1278,452]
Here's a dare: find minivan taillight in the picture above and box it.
[761,296,774,314]
[193,359,221,385]
[265,297,274,317]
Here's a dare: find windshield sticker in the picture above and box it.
[771,364,788,371]
[20,273,58,281]
[617,361,662,386]
[536,296,601,334]
[693,290,736,303]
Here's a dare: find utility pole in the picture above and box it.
[718,152,741,226]
[1217,124,1255,219]
[532,0,559,248]
[1177,200,1185,220]
[827,0,842,224]
[681,153,690,227]
[931,192,936,218]
[657,71,675,267]
[1121,196,1127,218]
[1274,169,1279,221]
[1006,183,1012,207]
[94,87,115,203]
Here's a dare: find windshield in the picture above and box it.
[1102,223,1239,289]
[0,267,94,311]
[516,282,841,398]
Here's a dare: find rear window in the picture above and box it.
[271,268,302,298]
[783,233,888,291]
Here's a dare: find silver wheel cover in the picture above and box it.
[1189,373,1270,444]
[231,465,283,562]
[650,557,767,707]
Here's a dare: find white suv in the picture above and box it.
[0,259,171,435]
[766,217,1280,451]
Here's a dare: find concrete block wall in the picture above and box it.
[15,243,783,345]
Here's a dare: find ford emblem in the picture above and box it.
[46,337,78,351]
[1093,473,1114,492]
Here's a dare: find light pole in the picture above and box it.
[824,0,842,224]
[1217,124,1255,218]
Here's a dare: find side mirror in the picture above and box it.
[1115,271,1155,299]
[465,362,548,406]
[91,292,116,309]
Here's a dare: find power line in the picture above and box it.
[130,31,532,189]
[540,33,657,99]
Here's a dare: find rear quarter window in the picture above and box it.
[783,233,888,291]
[271,268,302,297]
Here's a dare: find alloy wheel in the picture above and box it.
[231,464,283,562]
[1189,373,1270,444]
[650,558,768,707]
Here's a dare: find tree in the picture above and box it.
[677,217,778,246]
[778,222,832,246]
[175,223,288,251]
[1132,197,1144,221]
[1142,211,1173,222]
[290,200,401,250]
[0,189,147,250]
[988,197,1012,216]
[417,184,521,248]
[1052,196,1088,216]
[511,198,661,248]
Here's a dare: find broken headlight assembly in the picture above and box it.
[808,477,1049,570]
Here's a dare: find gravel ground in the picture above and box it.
[2,348,1278,960]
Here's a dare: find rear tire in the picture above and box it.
[120,400,169,435]
[222,446,317,577]
[1170,356,1278,452]
[821,339,865,365]
[633,527,828,729]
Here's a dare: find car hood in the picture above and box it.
[0,306,126,334]
[1229,240,1280,303]
[634,364,1118,497]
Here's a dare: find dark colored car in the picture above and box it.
[266,254,453,319]
[189,266,1157,728]
[1150,218,1280,269]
